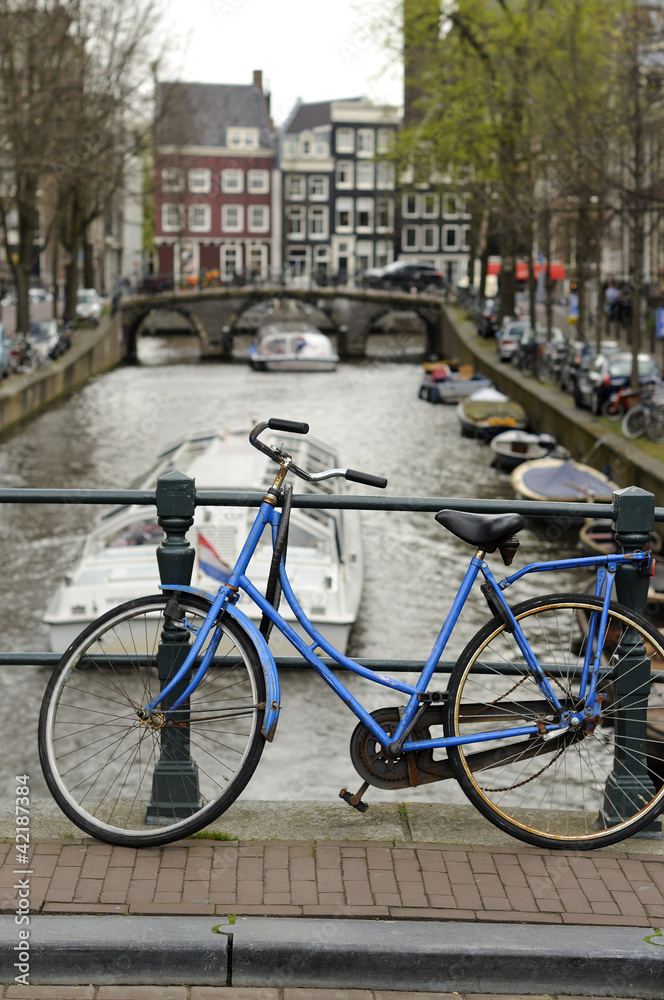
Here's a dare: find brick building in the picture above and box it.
[153,73,279,284]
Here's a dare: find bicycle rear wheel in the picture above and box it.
[622,405,648,439]
[601,398,625,422]
[646,408,664,443]
[39,593,266,847]
[446,594,664,850]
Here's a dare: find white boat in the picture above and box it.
[489,430,569,471]
[248,321,339,371]
[43,429,363,655]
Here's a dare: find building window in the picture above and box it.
[301,137,312,156]
[309,206,328,238]
[461,225,471,250]
[403,226,419,250]
[283,139,297,159]
[248,205,269,232]
[443,225,459,249]
[375,240,391,267]
[376,197,392,230]
[247,244,266,277]
[314,141,328,157]
[335,197,353,231]
[356,162,375,189]
[356,197,373,231]
[376,128,394,154]
[356,129,374,156]
[161,203,183,232]
[161,168,184,192]
[443,194,458,215]
[248,169,270,193]
[309,175,328,200]
[221,243,240,278]
[227,127,258,148]
[336,127,354,153]
[286,175,304,200]
[336,161,354,188]
[221,169,244,193]
[356,240,373,270]
[286,206,305,237]
[188,204,211,232]
[422,225,438,250]
[422,194,439,217]
[188,168,211,193]
[376,161,395,190]
[402,194,419,217]
[222,204,244,232]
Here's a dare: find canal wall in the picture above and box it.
[441,306,664,509]
[0,315,123,433]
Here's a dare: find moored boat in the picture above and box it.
[511,458,619,521]
[456,387,528,440]
[249,321,339,371]
[43,429,363,654]
[418,363,493,404]
[579,517,662,556]
[489,430,569,471]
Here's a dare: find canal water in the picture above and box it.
[0,333,582,803]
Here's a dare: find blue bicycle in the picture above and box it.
[39,419,664,849]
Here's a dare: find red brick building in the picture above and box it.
[153,73,279,284]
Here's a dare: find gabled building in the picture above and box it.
[153,73,278,284]
[280,98,400,282]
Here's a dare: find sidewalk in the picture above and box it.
[1,801,663,995]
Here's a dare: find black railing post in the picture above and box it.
[600,486,661,837]
[146,470,201,825]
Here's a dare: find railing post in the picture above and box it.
[146,470,201,825]
[600,486,661,837]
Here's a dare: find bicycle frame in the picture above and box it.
[144,492,652,755]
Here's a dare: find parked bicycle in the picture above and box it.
[621,384,664,442]
[601,384,643,422]
[39,419,664,851]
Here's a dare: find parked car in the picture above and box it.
[575,351,662,413]
[560,340,620,397]
[497,320,531,362]
[75,288,102,323]
[475,297,500,338]
[0,323,10,378]
[360,260,447,293]
[28,287,53,304]
[28,320,71,360]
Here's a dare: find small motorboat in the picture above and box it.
[511,457,619,504]
[579,518,662,557]
[490,430,570,471]
[456,387,528,440]
[418,363,493,404]
[249,321,339,371]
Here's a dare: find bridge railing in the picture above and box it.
[0,478,660,674]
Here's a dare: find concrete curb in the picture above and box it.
[2,915,663,996]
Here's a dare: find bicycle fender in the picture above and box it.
[160,584,281,742]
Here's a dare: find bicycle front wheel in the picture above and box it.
[39,593,266,847]
[646,408,664,444]
[622,405,648,439]
[446,594,664,850]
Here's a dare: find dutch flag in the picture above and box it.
[198,531,232,583]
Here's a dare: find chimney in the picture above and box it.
[253,69,263,92]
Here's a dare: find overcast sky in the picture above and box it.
[161,0,403,125]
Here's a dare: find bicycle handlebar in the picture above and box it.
[249,420,388,490]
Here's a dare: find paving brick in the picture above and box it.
[284,991,373,1000]
[97,988,188,999]
[5,988,95,999]
[375,993,460,1000]
[191,990,279,1000]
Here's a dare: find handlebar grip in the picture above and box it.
[267,418,310,434]
[345,469,388,489]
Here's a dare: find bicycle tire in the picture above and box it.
[39,593,266,847]
[622,405,649,439]
[646,408,664,444]
[601,398,625,422]
[445,594,664,850]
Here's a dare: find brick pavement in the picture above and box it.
[1,836,664,926]
[0,988,644,1000]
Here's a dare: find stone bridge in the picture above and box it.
[119,286,447,360]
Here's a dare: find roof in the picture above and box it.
[155,81,274,148]
[283,97,367,133]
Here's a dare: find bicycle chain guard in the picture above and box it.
[349,706,454,789]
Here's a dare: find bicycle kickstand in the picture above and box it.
[339,782,370,813]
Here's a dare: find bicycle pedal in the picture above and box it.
[339,784,369,813]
